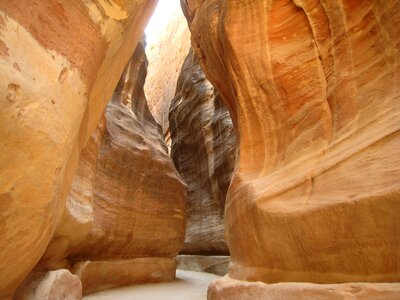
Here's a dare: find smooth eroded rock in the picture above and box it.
[0,1,157,297]
[38,38,186,293]
[73,258,176,295]
[208,276,400,300]
[169,49,236,255]
[183,0,400,285]
[15,269,82,300]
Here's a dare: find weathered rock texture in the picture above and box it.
[38,39,186,294]
[182,0,400,290]
[169,49,236,255]
[144,2,191,132]
[15,270,82,300]
[73,258,176,295]
[0,1,157,297]
[208,276,400,300]
[177,255,230,276]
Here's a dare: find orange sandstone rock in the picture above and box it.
[0,1,157,297]
[72,258,176,295]
[39,39,186,294]
[182,0,400,288]
[208,276,400,300]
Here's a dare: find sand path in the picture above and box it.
[84,270,220,300]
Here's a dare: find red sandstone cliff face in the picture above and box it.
[182,0,400,294]
[169,49,236,255]
[36,39,186,295]
[0,1,157,297]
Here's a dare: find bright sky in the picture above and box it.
[145,0,183,46]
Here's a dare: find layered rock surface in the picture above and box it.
[169,49,236,255]
[182,0,400,291]
[38,38,186,294]
[0,1,157,297]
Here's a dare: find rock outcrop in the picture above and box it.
[15,270,82,300]
[38,38,186,294]
[0,1,157,297]
[145,1,191,132]
[182,0,400,296]
[72,258,176,295]
[208,276,400,300]
[177,255,230,276]
[169,49,236,255]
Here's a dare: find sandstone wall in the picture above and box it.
[0,1,158,297]
[38,39,186,294]
[182,0,400,289]
[169,49,236,255]
[144,2,191,132]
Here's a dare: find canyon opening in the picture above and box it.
[0,0,399,299]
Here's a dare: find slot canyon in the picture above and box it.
[0,0,399,299]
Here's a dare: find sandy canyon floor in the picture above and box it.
[84,270,220,300]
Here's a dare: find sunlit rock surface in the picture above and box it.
[35,39,186,294]
[0,1,157,297]
[144,2,191,132]
[169,49,236,255]
[182,0,400,293]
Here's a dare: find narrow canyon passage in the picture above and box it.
[0,0,399,299]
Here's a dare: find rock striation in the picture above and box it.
[169,49,236,255]
[37,38,186,294]
[182,0,400,296]
[0,1,157,297]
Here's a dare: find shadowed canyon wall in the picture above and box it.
[169,48,236,255]
[181,0,400,296]
[0,1,158,297]
[23,38,186,295]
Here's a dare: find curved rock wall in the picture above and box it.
[37,38,186,294]
[0,1,158,296]
[182,0,400,287]
[169,49,236,255]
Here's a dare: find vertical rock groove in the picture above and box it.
[169,49,236,255]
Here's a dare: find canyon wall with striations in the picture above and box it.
[144,1,191,133]
[0,1,158,297]
[29,38,186,295]
[182,0,400,297]
[169,48,236,255]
